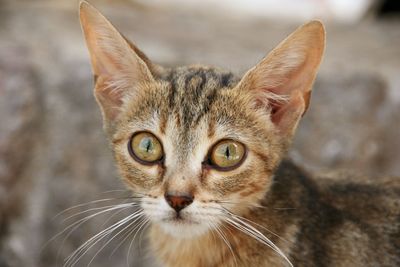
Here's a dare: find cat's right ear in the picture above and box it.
[79,1,155,124]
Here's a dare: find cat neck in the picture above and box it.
[149,222,299,267]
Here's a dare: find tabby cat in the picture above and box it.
[78,2,400,266]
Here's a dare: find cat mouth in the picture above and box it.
[157,214,210,238]
[162,216,199,225]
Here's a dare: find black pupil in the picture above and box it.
[225,146,230,159]
[145,139,152,152]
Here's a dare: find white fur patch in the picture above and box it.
[142,196,223,239]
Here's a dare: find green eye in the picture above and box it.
[129,132,163,164]
[210,140,246,170]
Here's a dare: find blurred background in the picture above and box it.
[0,0,399,266]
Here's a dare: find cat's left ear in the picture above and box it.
[79,1,155,125]
[238,21,325,137]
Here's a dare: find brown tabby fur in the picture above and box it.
[79,2,400,266]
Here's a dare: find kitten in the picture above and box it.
[79,2,400,267]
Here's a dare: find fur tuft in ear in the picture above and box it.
[238,20,325,137]
[79,1,155,126]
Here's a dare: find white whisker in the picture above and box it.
[225,216,293,267]
[138,220,151,255]
[199,205,238,267]
[206,221,218,245]
[127,218,149,266]
[44,202,138,262]
[58,203,137,244]
[61,202,139,223]
[86,213,145,267]
[229,212,290,244]
[64,209,144,267]
[66,215,132,266]
[100,205,140,228]
[214,200,265,209]
[109,216,146,257]
[214,223,238,267]
[100,189,131,194]
[53,197,135,220]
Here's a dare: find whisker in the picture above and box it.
[206,220,218,245]
[214,223,238,267]
[200,208,238,267]
[100,189,131,194]
[109,216,146,257]
[43,202,137,260]
[53,197,136,220]
[226,211,291,244]
[64,210,144,267]
[213,200,265,210]
[86,213,145,267]
[61,202,140,223]
[224,216,293,267]
[65,212,141,267]
[127,218,149,266]
[138,220,151,255]
[100,206,139,229]
[58,203,137,242]
[97,190,146,202]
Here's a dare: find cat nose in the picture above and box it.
[164,193,194,213]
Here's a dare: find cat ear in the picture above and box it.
[79,1,155,122]
[238,21,325,136]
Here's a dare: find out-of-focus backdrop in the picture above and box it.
[0,0,399,266]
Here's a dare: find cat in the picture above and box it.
[77,1,400,267]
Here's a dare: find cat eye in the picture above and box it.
[128,132,163,164]
[209,140,246,171]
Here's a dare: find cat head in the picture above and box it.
[80,2,325,238]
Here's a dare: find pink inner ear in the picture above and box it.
[100,85,124,105]
[258,62,312,123]
[270,91,305,133]
[268,89,311,126]
[270,100,289,125]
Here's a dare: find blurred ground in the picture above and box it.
[0,0,399,266]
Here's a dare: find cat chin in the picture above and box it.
[157,220,210,239]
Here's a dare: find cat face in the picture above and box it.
[109,67,284,237]
[79,2,324,238]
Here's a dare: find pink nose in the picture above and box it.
[165,193,194,212]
